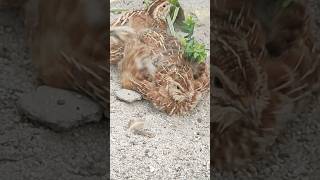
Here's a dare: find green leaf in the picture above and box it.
[181,15,196,37]
[180,37,207,63]
[165,0,206,64]
[111,8,128,14]
[143,0,152,8]
[171,7,180,24]
[179,36,187,46]
[168,0,180,7]
[166,15,176,37]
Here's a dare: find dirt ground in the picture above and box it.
[0,9,107,180]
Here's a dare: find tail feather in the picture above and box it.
[110,26,136,44]
[110,26,137,64]
[60,51,108,109]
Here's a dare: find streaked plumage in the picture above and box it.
[111,26,209,115]
[110,0,171,64]
[27,0,108,109]
[211,0,320,169]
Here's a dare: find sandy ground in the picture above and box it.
[111,0,320,179]
[0,9,107,180]
[0,0,319,179]
[110,0,210,179]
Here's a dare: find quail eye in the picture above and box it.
[177,85,180,90]
[214,77,223,89]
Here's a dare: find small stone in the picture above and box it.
[145,149,152,157]
[121,155,126,160]
[149,166,155,172]
[115,89,142,103]
[17,86,103,131]
[128,119,144,131]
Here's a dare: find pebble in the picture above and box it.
[145,149,153,157]
[149,166,155,173]
[115,89,142,103]
[17,86,104,131]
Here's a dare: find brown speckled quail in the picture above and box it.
[110,0,171,64]
[27,0,108,107]
[211,0,320,169]
[111,0,170,30]
[111,26,209,115]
